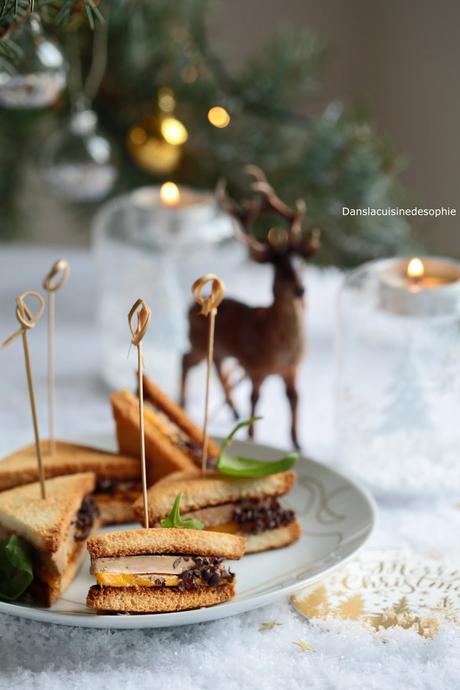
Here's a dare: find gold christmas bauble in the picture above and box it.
[127,88,189,175]
[127,115,183,175]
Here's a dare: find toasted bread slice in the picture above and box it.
[30,533,95,607]
[111,387,221,483]
[87,527,245,561]
[133,470,296,524]
[0,472,96,553]
[142,374,218,452]
[112,390,197,481]
[0,441,140,491]
[245,521,301,553]
[87,582,235,613]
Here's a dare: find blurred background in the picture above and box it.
[0,0,458,263]
[1,0,460,495]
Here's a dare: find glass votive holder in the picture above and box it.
[92,184,242,397]
[335,257,460,495]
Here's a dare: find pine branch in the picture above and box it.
[0,0,30,34]
[0,0,31,23]
[189,7,315,125]
[0,0,414,264]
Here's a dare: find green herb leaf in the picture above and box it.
[217,417,298,478]
[0,534,33,601]
[160,493,204,530]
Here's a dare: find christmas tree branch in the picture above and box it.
[188,3,314,126]
[0,0,414,264]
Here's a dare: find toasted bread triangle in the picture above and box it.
[87,527,245,560]
[111,390,201,482]
[0,441,140,491]
[133,470,296,524]
[87,583,235,613]
[0,472,96,553]
[142,374,220,453]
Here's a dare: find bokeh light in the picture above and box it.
[208,106,231,128]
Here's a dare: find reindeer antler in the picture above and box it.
[245,165,300,222]
[215,176,271,259]
[216,166,320,262]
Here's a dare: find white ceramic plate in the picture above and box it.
[0,437,376,628]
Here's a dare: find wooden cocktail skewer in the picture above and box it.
[42,259,70,455]
[191,274,225,474]
[128,298,152,529]
[1,291,46,498]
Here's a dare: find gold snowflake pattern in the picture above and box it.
[292,640,313,651]
[259,620,282,632]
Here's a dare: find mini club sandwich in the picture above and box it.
[86,527,245,613]
[0,441,141,525]
[0,473,99,607]
[133,471,301,553]
[111,375,221,482]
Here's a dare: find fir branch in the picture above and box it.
[239,31,325,109]
[0,0,31,22]
[188,6,312,126]
[40,0,103,26]
[84,0,104,30]
[52,0,74,25]
[0,0,104,71]
[189,0,237,93]
[0,0,413,263]
[0,13,26,69]
[0,0,30,33]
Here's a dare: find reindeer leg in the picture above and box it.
[180,351,203,408]
[248,379,262,439]
[284,370,300,450]
[214,359,239,420]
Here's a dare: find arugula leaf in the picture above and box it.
[160,493,204,530]
[217,417,298,478]
[0,535,33,601]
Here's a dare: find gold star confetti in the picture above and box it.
[259,620,281,632]
[293,640,313,651]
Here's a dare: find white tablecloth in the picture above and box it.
[0,244,458,690]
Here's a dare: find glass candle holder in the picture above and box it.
[335,257,460,495]
[92,185,241,397]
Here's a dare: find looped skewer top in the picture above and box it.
[128,298,152,347]
[42,259,70,293]
[128,298,152,528]
[16,291,45,329]
[191,273,225,474]
[1,291,45,349]
[192,274,225,316]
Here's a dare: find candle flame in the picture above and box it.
[160,181,180,206]
[407,257,424,281]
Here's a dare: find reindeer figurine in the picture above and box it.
[180,166,320,449]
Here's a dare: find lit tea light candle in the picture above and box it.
[160,181,180,206]
[132,183,211,212]
[116,184,233,250]
[379,256,460,316]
